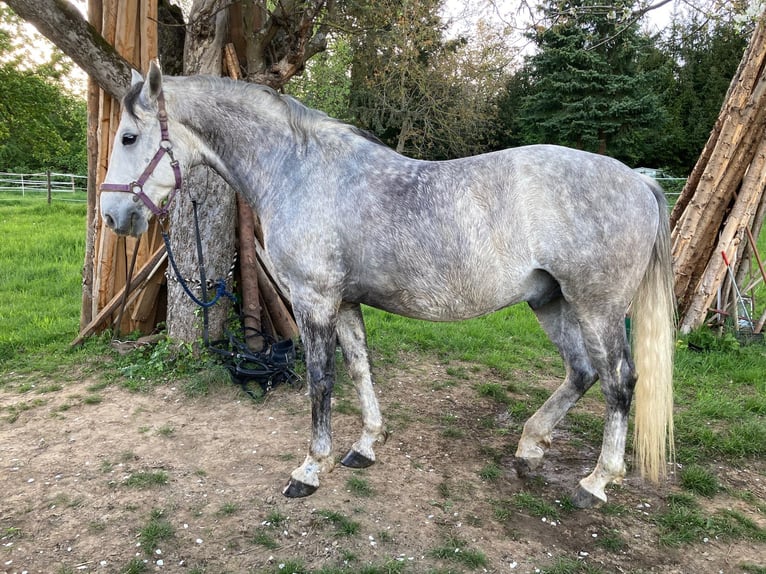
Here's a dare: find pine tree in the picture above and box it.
[516,0,666,163]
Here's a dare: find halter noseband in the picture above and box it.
[100,90,183,220]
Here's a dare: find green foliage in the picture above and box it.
[513,491,561,520]
[497,2,747,173]
[0,7,86,173]
[661,17,748,174]
[509,0,666,164]
[341,0,507,159]
[539,557,606,574]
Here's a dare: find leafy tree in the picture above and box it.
[286,35,354,121]
[0,6,86,173]
[506,0,667,165]
[660,15,748,173]
[345,0,509,159]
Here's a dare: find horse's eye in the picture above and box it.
[121,133,137,146]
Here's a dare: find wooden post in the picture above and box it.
[46,170,52,204]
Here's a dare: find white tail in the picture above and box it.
[632,186,676,482]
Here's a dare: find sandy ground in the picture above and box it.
[1,354,764,573]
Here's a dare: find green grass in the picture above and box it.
[363,305,561,378]
[346,474,374,497]
[429,536,488,568]
[124,470,169,488]
[0,194,86,366]
[656,493,766,546]
[316,509,360,536]
[138,508,174,554]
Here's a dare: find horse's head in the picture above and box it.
[100,61,184,236]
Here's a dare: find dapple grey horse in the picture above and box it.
[100,62,675,508]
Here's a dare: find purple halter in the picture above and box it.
[100,90,183,219]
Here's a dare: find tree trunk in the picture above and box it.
[167,0,236,344]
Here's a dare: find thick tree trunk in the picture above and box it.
[167,0,236,344]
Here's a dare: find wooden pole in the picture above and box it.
[71,245,167,346]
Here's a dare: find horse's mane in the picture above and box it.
[123,75,385,147]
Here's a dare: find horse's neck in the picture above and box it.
[178,92,291,217]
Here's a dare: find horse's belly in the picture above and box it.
[356,276,528,322]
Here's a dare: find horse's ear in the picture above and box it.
[131,69,143,87]
[139,60,163,106]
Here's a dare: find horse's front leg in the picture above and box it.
[283,300,338,498]
[336,303,388,468]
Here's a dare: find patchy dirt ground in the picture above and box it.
[1,354,764,574]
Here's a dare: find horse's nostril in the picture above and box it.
[104,214,115,229]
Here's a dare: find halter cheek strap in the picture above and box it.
[100,90,183,220]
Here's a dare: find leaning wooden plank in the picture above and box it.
[71,246,167,347]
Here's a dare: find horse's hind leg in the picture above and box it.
[515,297,598,475]
[571,312,636,508]
[336,303,388,468]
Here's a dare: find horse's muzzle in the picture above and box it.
[101,199,148,237]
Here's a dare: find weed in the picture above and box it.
[266,510,287,527]
[138,508,174,554]
[429,535,488,568]
[263,559,307,574]
[88,520,107,533]
[445,365,469,379]
[598,502,627,517]
[679,464,719,496]
[217,502,239,516]
[156,424,175,437]
[316,509,360,536]
[656,494,766,545]
[513,491,561,520]
[2,526,23,539]
[83,394,103,405]
[124,470,169,488]
[346,474,374,497]
[251,529,279,549]
[478,462,502,481]
[594,528,626,552]
[477,382,510,404]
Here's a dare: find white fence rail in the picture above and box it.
[0,171,88,197]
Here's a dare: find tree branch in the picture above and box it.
[3,0,133,99]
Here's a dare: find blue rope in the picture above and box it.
[161,231,234,309]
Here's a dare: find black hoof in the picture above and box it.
[571,485,605,509]
[513,457,533,478]
[341,449,375,469]
[282,478,318,498]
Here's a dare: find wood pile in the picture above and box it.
[671,14,766,335]
[76,0,296,347]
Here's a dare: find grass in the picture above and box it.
[656,493,766,546]
[346,474,374,496]
[124,470,169,488]
[0,194,86,366]
[138,508,174,554]
[315,509,360,536]
[429,536,488,568]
